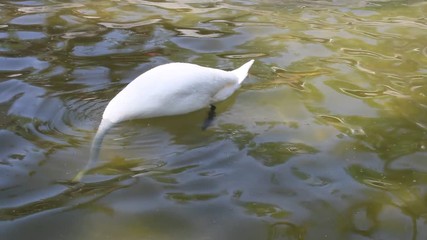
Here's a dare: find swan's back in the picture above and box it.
[103,62,251,123]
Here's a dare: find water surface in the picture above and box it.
[0,0,426,239]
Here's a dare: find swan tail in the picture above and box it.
[72,118,115,182]
[231,59,255,84]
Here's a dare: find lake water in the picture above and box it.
[0,0,426,239]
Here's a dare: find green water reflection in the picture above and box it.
[0,0,426,239]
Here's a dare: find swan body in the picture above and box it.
[104,60,254,123]
[73,59,254,181]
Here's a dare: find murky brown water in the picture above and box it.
[0,0,426,239]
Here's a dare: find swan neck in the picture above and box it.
[72,118,114,182]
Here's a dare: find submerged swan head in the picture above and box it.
[73,59,254,181]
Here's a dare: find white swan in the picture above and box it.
[73,59,254,181]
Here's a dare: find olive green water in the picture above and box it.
[0,0,426,239]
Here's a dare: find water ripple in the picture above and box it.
[18,3,84,13]
[340,85,409,99]
[99,19,162,29]
[8,13,47,26]
[340,47,401,60]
